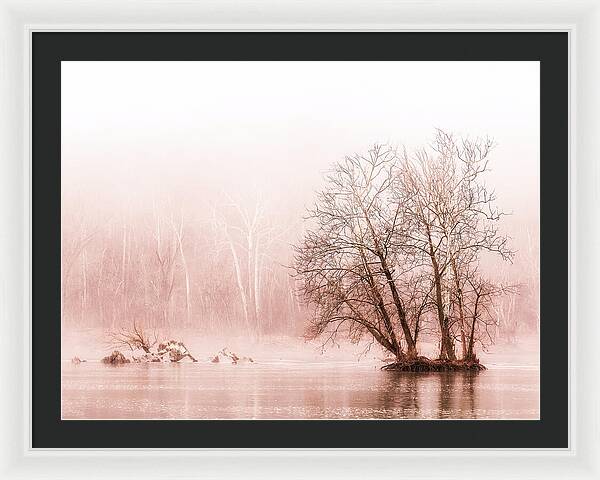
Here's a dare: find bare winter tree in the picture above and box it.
[107,320,158,353]
[214,193,290,340]
[149,200,179,328]
[293,131,514,368]
[394,129,513,360]
[460,268,517,360]
[293,145,418,361]
[61,200,98,325]
[170,209,192,327]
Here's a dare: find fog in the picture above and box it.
[61,61,540,354]
[63,61,539,216]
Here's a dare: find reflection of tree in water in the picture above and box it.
[376,371,481,419]
[377,372,425,418]
[374,370,482,419]
[437,372,456,418]
[438,371,480,419]
[461,371,478,419]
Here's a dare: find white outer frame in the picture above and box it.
[0,1,596,479]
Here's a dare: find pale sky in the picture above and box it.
[62,61,540,248]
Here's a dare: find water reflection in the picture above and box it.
[437,371,478,419]
[377,371,422,417]
[62,362,538,420]
[377,371,481,419]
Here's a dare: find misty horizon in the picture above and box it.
[61,61,540,420]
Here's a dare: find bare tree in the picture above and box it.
[150,200,178,328]
[523,226,540,334]
[294,131,514,367]
[170,209,192,327]
[107,320,158,353]
[61,203,98,326]
[294,145,417,361]
[461,268,517,360]
[215,194,286,339]
[395,129,512,360]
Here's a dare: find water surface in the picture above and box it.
[61,361,539,419]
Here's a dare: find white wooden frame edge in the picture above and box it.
[0,1,597,479]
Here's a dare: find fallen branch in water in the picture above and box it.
[157,340,198,362]
[210,347,254,365]
[104,324,198,364]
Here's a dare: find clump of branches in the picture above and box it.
[106,320,159,354]
[293,130,517,368]
[105,321,199,363]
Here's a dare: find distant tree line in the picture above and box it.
[61,194,304,337]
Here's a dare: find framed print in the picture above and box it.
[0,1,598,479]
[30,29,571,446]
[31,31,566,449]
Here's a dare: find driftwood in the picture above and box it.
[211,347,254,365]
[157,340,198,362]
[106,324,198,364]
[131,353,163,363]
[130,341,198,363]
[71,356,86,364]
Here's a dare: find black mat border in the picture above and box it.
[32,32,568,448]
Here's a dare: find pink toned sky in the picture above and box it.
[61,61,539,257]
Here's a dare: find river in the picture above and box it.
[61,360,539,419]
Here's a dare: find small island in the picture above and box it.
[292,132,514,370]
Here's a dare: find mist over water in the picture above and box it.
[62,332,539,420]
[61,61,541,420]
[62,362,539,420]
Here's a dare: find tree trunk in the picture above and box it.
[121,220,128,319]
[226,232,252,336]
[357,205,416,358]
[346,300,401,361]
[81,247,87,326]
[450,259,468,359]
[424,224,456,361]
[173,220,192,327]
[378,254,417,358]
[246,231,259,339]
[466,294,481,360]
[430,253,456,361]
[359,249,403,360]
[253,240,262,339]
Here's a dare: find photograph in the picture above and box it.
[60,60,540,421]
